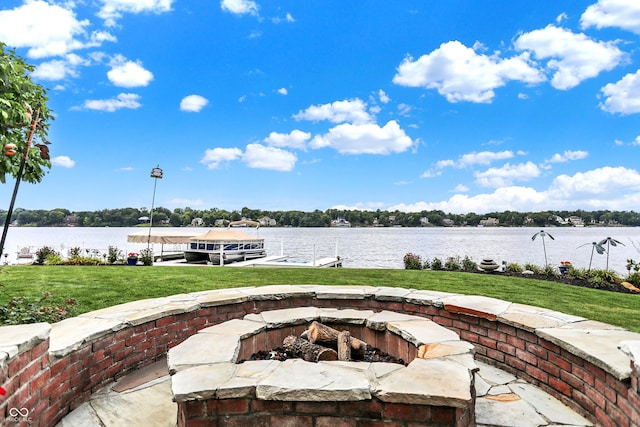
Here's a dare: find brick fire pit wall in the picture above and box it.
[1,285,639,427]
[167,307,478,427]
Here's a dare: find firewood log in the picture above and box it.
[337,330,351,361]
[283,335,337,362]
[307,321,367,356]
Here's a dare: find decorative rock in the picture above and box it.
[479,258,500,271]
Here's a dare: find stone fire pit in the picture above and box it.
[168,306,478,426]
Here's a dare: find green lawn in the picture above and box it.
[1,265,638,332]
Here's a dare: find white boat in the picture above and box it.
[184,229,266,264]
[331,218,351,227]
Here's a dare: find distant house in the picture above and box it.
[442,218,455,227]
[479,217,499,227]
[64,215,79,226]
[567,216,585,227]
[259,216,277,227]
[191,218,204,227]
[420,217,430,226]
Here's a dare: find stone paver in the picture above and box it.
[57,359,594,427]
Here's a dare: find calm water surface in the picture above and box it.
[3,226,640,274]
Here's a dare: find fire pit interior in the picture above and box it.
[168,307,478,427]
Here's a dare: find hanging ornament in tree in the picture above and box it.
[4,143,17,156]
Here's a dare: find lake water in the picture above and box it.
[3,226,640,274]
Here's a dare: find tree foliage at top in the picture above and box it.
[0,42,53,184]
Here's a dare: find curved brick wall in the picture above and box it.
[1,285,639,427]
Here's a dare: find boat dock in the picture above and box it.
[228,255,343,268]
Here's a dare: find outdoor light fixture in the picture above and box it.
[147,166,163,251]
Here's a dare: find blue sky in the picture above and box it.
[1,0,640,214]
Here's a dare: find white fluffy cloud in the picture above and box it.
[0,1,93,58]
[309,120,414,155]
[52,156,75,168]
[474,162,541,187]
[98,0,174,26]
[545,150,589,163]
[242,144,297,171]
[264,130,311,150]
[180,95,209,112]
[82,93,142,112]
[514,25,624,90]
[581,0,640,35]
[600,70,640,114]
[392,166,640,214]
[220,0,258,15]
[293,99,373,125]
[107,56,154,87]
[393,41,544,103]
[200,147,243,169]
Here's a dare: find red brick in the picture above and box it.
[538,359,560,377]
[8,352,30,377]
[337,400,383,418]
[525,365,548,384]
[605,402,630,427]
[217,398,249,414]
[573,389,596,416]
[527,343,548,360]
[19,360,41,387]
[250,399,293,412]
[315,417,356,427]
[548,352,571,372]
[384,402,430,421]
[515,348,537,366]
[506,335,526,350]
[30,368,51,393]
[505,354,526,372]
[485,348,505,363]
[548,376,572,397]
[516,329,537,344]
[572,364,595,387]
[30,339,49,359]
[431,406,455,423]
[497,342,516,356]
[271,415,313,427]
[295,401,337,414]
[559,369,584,392]
[584,384,606,411]
[617,395,640,426]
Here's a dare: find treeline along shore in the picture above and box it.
[2,207,639,228]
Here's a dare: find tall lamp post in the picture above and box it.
[147,166,163,251]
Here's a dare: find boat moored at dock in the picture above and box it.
[184,229,266,264]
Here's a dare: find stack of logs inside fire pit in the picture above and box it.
[283,321,368,362]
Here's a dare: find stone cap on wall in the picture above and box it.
[1,285,639,382]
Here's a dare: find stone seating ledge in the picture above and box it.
[167,306,477,407]
[2,284,640,427]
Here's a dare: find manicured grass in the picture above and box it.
[1,265,638,332]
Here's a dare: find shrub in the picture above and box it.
[628,272,640,286]
[542,264,559,278]
[431,257,443,270]
[68,247,82,257]
[444,256,461,271]
[0,292,78,325]
[524,263,544,274]
[140,248,154,266]
[34,246,60,265]
[108,246,122,264]
[461,256,478,272]
[65,255,100,266]
[505,262,523,273]
[403,253,423,270]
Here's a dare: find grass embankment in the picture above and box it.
[1,265,638,332]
